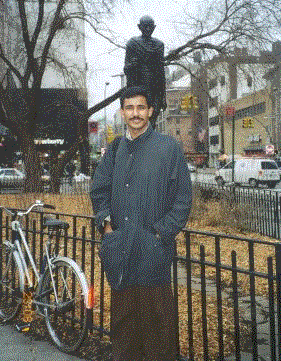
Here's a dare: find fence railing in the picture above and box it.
[195,181,281,240]
[0,209,280,361]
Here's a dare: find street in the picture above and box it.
[191,171,281,191]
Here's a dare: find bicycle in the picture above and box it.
[0,200,89,352]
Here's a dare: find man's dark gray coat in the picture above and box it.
[91,125,192,290]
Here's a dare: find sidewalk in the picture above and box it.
[196,166,216,175]
[0,324,88,361]
[0,322,112,361]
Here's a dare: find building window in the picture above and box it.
[209,115,219,126]
[176,129,180,135]
[208,78,217,90]
[209,96,218,109]
[169,99,179,109]
[247,76,253,87]
[220,76,225,86]
[176,118,180,124]
[210,135,219,145]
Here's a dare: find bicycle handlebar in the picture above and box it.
[0,200,56,218]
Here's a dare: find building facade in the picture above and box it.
[165,76,199,160]
[222,88,273,158]
[0,0,88,166]
[263,41,281,154]
[206,48,275,166]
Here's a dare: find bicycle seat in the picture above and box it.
[43,216,69,230]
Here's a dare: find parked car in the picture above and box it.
[0,168,25,191]
[215,158,280,188]
[73,172,91,182]
[274,159,281,179]
[187,163,196,173]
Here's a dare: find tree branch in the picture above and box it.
[60,12,126,50]
[18,0,38,80]
[22,0,45,85]
[36,0,66,88]
[165,0,250,63]
[0,45,23,83]
[86,88,124,118]
[30,0,45,51]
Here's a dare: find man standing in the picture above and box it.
[124,16,167,129]
[91,86,192,361]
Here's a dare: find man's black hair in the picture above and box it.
[120,86,153,109]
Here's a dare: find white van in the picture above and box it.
[215,158,280,188]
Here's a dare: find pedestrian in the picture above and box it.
[90,86,192,361]
[218,150,228,168]
[65,161,75,185]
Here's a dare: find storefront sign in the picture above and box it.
[34,139,64,145]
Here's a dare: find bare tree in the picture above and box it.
[0,0,119,193]
[1,0,281,193]
[90,0,281,110]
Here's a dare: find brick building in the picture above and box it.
[222,88,273,158]
[165,75,199,162]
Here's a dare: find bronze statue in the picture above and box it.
[124,16,167,129]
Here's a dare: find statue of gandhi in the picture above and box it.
[124,16,167,129]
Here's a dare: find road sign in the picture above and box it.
[225,106,236,117]
[266,144,274,155]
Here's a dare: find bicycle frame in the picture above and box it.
[0,200,89,352]
[11,219,77,308]
[11,220,41,288]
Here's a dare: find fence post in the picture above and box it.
[0,209,2,291]
[173,239,180,360]
[275,243,281,360]
[275,193,280,239]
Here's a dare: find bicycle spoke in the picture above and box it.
[58,266,72,300]
[0,248,23,321]
[40,260,87,352]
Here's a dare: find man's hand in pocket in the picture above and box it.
[104,221,113,234]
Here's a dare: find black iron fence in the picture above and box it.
[0,208,280,360]
[195,181,281,240]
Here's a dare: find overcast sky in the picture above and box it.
[85,0,199,125]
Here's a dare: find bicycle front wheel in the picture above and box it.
[0,245,24,321]
[40,257,88,352]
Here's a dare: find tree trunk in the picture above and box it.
[49,139,80,193]
[20,132,42,193]
[79,139,90,175]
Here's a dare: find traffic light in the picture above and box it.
[242,118,254,128]
[106,125,116,144]
[181,95,198,110]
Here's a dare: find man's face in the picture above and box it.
[121,95,153,135]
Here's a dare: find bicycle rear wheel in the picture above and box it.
[39,257,88,352]
[0,245,24,321]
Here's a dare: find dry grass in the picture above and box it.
[185,187,278,296]
[0,191,276,360]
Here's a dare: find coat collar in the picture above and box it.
[125,123,154,151]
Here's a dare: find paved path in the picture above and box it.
[0,321,113,361]
[177,263,274,360]
[0,324,89,361]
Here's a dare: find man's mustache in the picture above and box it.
[129,117,144,121]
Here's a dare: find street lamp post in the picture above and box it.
[104,82,110,144]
